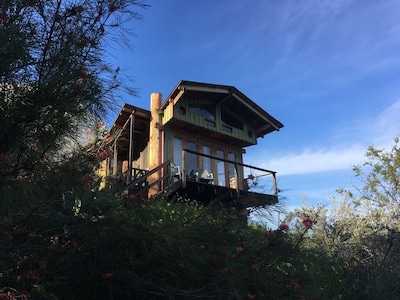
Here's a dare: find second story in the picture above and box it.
[161,80,283,148]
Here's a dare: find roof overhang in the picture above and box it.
[163,80,283,138]
[110,104,151,161]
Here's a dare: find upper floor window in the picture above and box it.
[189,104,215,120]
[221,108,243,130]
[189,103,216,127]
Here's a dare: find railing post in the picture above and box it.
[234,163,239,198]
[128,113,135,185]
[182,149,186,188]
[272,173,278,195]
[113,142,118,176]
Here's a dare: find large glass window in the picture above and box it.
[189,103,216,127]
[217,150,225,186]
[173,138,183,170]
[202,146,211,173]
[187,141,197,172]
[189,104,215,120]
[221,108,243,130]
[228,152,236,188]
[174,136,242,188]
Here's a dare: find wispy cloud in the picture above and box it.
[259,99,400,176]
[240,0,400,97]
[334,99,400,148]
[263,145,365,176]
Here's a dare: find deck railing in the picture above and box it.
[118,158,178,197]
[115,149,278,200]
[181,149,278,196]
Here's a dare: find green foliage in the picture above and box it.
[2,0,400,298]
[1,186,306,299]
[0,0,148,180]
[352,136,400,218]
[283,137,400,299]
[133,198,303,299]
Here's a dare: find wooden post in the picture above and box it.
[148,92,162,197]
[128,113,135,185]
[234,163,239,197]
[113,142,118,176]
[182,149,186,188]
[272,173,278,195]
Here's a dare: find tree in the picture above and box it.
[351,136,400,220]
[0,1,148,298]
[284,137,400,299]
[0,0,147,180]
[340,137,400,297]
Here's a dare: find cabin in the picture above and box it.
[101,80,283,211]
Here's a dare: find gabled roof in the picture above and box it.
[163,80,283,138]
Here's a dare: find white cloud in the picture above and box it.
[262,145,365,176]
[373,99,400,145]
[259,99,400,176]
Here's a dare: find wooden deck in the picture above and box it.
[176,179,278,208]
[117,171,277,208]
[115,154,279,208]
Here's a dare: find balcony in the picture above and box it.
[115,149,278,209]
[180,149,278,207]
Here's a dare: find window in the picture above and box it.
[202,146,212,173]
[187,141,197,171]
[221,124,233,133]
[173,137,198,174]
[217,150,225,186]
[205,119,216,127]
[221,108,243,130]
[173,138,183,170]
[189,104,215,120]
[189,103,216,127]
[228,152,236,188]
[172,135,243,189]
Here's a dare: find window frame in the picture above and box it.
[171,133,242,188]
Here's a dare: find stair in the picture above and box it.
[118,159,182,200]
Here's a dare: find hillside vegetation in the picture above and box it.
[1,1,399,298]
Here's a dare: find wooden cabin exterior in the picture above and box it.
[102,80,283,209]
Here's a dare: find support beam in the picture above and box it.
[172,88,185,105]
[232,93,281,131]
[179,84,231,94]
[113,142,118,176]
[148,92,162,197]
[128,112,135,185]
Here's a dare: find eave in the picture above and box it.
[162,80,284,138]
[110,103,151,161]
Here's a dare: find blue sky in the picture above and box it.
[106,0,400,210]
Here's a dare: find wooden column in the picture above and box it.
[128,113,135,185]
[148,92,162,196]
[113,142,118,175]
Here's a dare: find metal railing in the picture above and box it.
[181,148,278,195]
[116,149,278,199]
[119,159,177,197]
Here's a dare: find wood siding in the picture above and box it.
[162,98,257,145]
[163,127,245,190]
